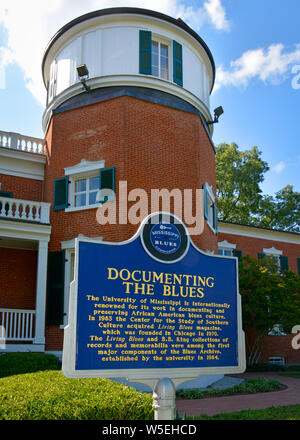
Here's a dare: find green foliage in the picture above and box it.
[215,143,300,232]
[238,256,300,365]
[175,377,282,400]
[0,353,59,378]
[216,142,269,224]
[258,185,300,233]
[0,370,153,420]
[246,363,287,372]
[194,404,300,420]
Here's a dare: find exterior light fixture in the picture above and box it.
[207,106,224,125]
[76,64,91,93]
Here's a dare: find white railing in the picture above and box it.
[0,309,35,341]
[0,130,45,154]
[0,197,50,223]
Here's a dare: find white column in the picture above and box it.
[152,378,176,420]
[33,240,49,346]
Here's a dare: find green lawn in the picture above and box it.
[278,373,300,379]
[193,405,300,420]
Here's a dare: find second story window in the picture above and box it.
[152,40,169,80]
[74,176,99,208]
[139,30,182,86]
[53,159,115,212]
[203,183,218,234]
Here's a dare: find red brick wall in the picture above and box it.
[0,174,43,202]
[0,248,37,309]
[246,329,300,365]
[43,95,217,350]
[218,231,300,273]
[219,231,300,365]
[44,96,217,251]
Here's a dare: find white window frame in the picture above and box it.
[218,240,236,257]
[64,159,105,212]
[61,235,103,327]
[151,35,171,81]
[263,246,282,271]
[204,183,217,233]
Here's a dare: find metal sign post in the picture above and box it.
[62,212,246,420]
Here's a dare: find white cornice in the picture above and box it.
[65,158,105,176]
[219,222,300,245]
[218,240,236,249]
[43,75,212,134]
[0,219,51,242]
[0,148,45,181]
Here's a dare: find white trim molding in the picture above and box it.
[218,240,236,250]
[64,158,105,176]
[263,246,283,256]
[218,222,300,245]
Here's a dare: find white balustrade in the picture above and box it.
[0,130,45,154]
[0,196,50,224]
[0,309,35,341]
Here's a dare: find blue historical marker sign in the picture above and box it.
[63,213,245,379]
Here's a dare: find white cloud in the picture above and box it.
[204,0,230,31]
[273,161,286,174]
[0,0,229,105]
[214,43,300,91]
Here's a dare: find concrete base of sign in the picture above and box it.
[111,374,224,393]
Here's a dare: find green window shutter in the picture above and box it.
[53,177,69,211]
[297,258,300,275]
[99,167,115,203]
[233,249,243,261]
[258,252,265,260]
[213,204,218,233]
[203,185,208,220]
[139,30,152,74]
[0,191,13,198]
[173,40,183,86]
[46,251,65,326]
[280,255,289,272]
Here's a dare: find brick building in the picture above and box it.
[0,7,299,367]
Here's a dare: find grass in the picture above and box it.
[193,405,300,420]
[176,377,284,400]
[278,373,300,379]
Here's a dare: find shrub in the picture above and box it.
[246,363,286,372]
[0,370,153,420]
[0,352,59,378]
[176,377,283,400]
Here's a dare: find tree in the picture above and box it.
[238,256,300,366]
[257,185,300,233]
[216,143,300,232]
[216,143,269,224]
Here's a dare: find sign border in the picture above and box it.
[62,212,246,386]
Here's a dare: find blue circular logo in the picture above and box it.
[150,223,181,255]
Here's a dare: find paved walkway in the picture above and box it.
[176,372,300,417]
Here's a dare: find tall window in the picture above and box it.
[74,176,99,208]
[151,41,169,80]
[139,30,182,86]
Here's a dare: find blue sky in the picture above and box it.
[0,0,299,197]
